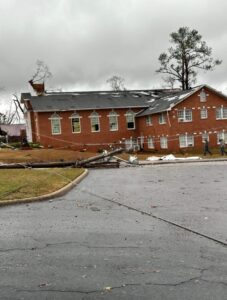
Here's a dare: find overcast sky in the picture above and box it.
[1,0,227,110]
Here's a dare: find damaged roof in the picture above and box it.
[136,85,227,117]
[21,89,174,112]
[21,85,226,114]
[136,88,198,117]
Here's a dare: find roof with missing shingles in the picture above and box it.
[21,85,227,115]
[136,88,199,117]
[21,89,172,111]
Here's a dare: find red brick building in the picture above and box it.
[21,85,227,152]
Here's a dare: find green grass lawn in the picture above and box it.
[0,168,85,201]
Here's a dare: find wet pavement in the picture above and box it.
[0,161,226,299]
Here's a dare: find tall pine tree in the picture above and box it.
[156,27,222,90]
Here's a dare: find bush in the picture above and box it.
[29,143,42,148]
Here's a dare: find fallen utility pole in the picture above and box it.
[0,148,123,169]
[0,142,15,149]
[83,161,120,168]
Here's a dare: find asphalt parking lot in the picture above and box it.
[0,161,226,299]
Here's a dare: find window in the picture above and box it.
[217,131,227,144]
[199,89,207,102]
[159,113,166,124]
[216,107,227,119]
[179,134,194,148]
[147,136,154,149]
[125,110,135,129]
[202,133,209,143]
[177,109,192,122]
[146,115,152,126]
[125,138,139,151]
[49,112,61,135]
[70,112,81,133]
[200,108,208,119]
[108,111,118,131]
[90,111,100,132]
[160,136,168,149]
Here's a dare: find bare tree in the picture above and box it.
[161,76,176,89]
[31,60,52,83]
[29,60,52,95]
[0,88,24,125]
[12,94,24,123]
[0,101,18,124]
[106,75,126,91]
[13,94,24,113]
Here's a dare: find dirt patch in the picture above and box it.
[0,149,95,164]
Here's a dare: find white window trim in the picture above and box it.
[89,111,101,132]
[69,112,82,134]
[108,111,119,131]
[216,107,227,120]
[200,108,208,119]
[147,136,154,149]
[177,108,192,122]
[146,115,152,126]
[179,134,194,148]
[71,117,81,134]
[125,110,136,130]
[159,113,166,125]
[201,132,209,143]
[160,136,168,149]
[217,131,227,144]
[49,113,62,135]
[199,89,208,102]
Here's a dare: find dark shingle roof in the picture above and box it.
[136,88,198,117]
[23,85,226,114]
[26,90,176,112]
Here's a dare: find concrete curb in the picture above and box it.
[0,169,89,207]
[138,157,227,166]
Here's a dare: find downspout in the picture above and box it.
[167,110,172,127]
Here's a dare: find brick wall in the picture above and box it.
[137,87,227,152]
[29,87,227,152]
[31,108,141,151]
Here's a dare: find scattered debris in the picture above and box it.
[129,155,139,164]
[0,142,16,149]
[38,283,51,288]
[146,154,201,161]
[0,148,123,169]
[90,207,101,212]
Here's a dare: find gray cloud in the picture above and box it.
[1,0,227,108]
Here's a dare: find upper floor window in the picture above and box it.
[89,111,100,132]
[125,110,135,130]
[70,112,81,133]
[49,112,61,135]
[146,115,152,126]
[200,108,208,119]
[179,134,194,148]
[199,89,207,102]
[216,107,227,120]
[160,136,168,149]
[108,111,119,131]
[159,113,166,124]
[177,109,192,122]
